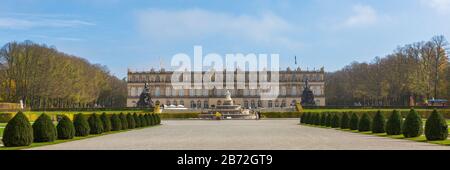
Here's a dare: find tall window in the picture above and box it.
[203,101,209,108]
[291,86,297,96]
[281,86,286,96]
[189,89,194,96]
[268,101,273,108]
[166,87,171,96]
[179,89,184,96]
[155,87,160,97]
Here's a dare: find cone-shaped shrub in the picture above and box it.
[88,113,103,134]
[133,113,141,127]
[340,112,350,129]
[57,115,75,140]
[386,110,402,135]
[110,114,122,131]
[358,113,372,132]
[151,114,157,125]
[372,110,386,133]
[320,113,327,126]
[325,113,332,127]
[127,113,136,129]
[32,113,57,142]
[300,113,306,124]
[145,114,152,126]
[156,114,161,124]
[119,113,128,129]
[2,111,33,147]
[350,113,359,130]
[402,109,422,137]
[425,110,448,141]
[100,112,111,132]
[140,114,148,127]
[331,113,340,128]
[73,113,90,137]
[303,113,309,124]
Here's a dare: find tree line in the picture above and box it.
[326,35,449,106]
[0,40,127,109]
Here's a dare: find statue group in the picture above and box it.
[137,83,153,108]
[301,79,316,106]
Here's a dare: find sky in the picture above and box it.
[1,0,450,79]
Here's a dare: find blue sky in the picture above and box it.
[1,0,450,78]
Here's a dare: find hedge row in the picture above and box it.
[1,112,161,147]
[300,109,449,141]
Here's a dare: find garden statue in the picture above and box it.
[301,78,316,106]
[137,83,153,108]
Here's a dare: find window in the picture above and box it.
[189,89,194,96]
[166,87,171,96]
[172,89,177,96]
[180,101,184,106]
[179,89,184,96]
[275,100,280,107]
[155,87,160,97]
[281,86,286,96]
[281,100,286,107]
[250,100,256,108]
[258,100,262,108]
[244,101,249,108]
[291,86,297,96]
[268,101,273,108]
[203,101,209,108]
[197,100,201,109]
[190,101,195,108]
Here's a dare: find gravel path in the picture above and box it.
[30,119,450,150]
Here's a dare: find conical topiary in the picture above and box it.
[88,113,103,134]
[151,114,157,125]
[314,114,321,125]
[32,113,57,142]
[145,114,152,126]
[425,110,448,141]
[2,111,33,147]
[133,113,141,128]
[358,113,372,132]
[350,113,359,130]
[100,112,111,132]
[300,113,306,124]
[372,110,386,133]
[127,113,136,129]
[331,113,340,128]
[156,114,161,124]
[386,110,402,135]
[119,113,128,129]
[402,109,422,137]
[57,115,75,140]
[340,112,350,129]
[110,114,122,131]
[140,114,148,127]
[325,113,333,127]
[73,113,90,137]
[320,113,327,126]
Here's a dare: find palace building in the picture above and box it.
[127,67,325,108]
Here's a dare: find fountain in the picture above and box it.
[199,90,256,120]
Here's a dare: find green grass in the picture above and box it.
[0,125,161,150]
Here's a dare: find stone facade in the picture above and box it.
[127,67,325,108]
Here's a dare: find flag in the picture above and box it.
[295,56,297,65]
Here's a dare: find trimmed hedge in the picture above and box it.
[320,113,327,126]
[425,110,448,141]
[372,110,386,133]
[100,112,112,132]
[340,112,350,129]
[88,113,104,134]
[119,113,128,129]
[402,109,422,137]
[325,113,332,127]
[127,113,136,129]
[300,113,306,124]
[73,113,90,137]
[140,114,148,127]
[350,113,359,130]
[32,113,57,142]
[358,113,372,132]
[110,114,122,131]
[386,110,402,135]
[331,113,340,128]
[2,111,34,147]
[133,113,141,128]
[57,115,75,140]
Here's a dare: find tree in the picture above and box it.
[331,113,340,128]
[127,113,136,129]
[350,113,359,130]
[425,110,448,141]
[386,110,402,135]
[358,113,372,132]
[340,112,350,129]
[119,113,128,129]
[2,111,33,147]
[110,114,122,131]
[100,112,111,132]
[402,109,422,137]
[57,115,75,139]
[372,110,386,133]
[73,113,90,136]
[32,113,57,142]
[88,113,103,134]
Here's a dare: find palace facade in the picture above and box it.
[127,68,326,108]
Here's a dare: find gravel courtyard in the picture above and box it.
[30,119,449,150]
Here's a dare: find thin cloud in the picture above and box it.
[422,0,450,14]
[135,8,302,49]
[0,16,95,29]
[344,5,378,27]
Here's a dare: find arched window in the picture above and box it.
[166,101,171,106]
[190,101,195,108]
[173,100,177,105]
[244,101,249,108]
[268,101,273,108]
[275,100,280,107]
[281,100,286,107]
[217,100,222,106]
[250,100,256,108]
[258,100,262,108]
[180,100,184,106]
[203,101,209,108]
[197,100,202,109]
